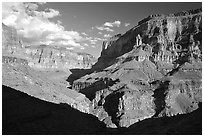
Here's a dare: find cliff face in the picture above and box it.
[72,9,202,128]
[2,56,91,114]
[2,8,202,130]
[24,46,96,71]
[2,23,23,56]
[95,9,201,69]
[2,24,96,116]
[2,24,96,71]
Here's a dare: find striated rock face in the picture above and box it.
[2,23,23,56]
[2,24,96,71]
[2,22,96,122]
[72,9,202,128]
[94,8,202,70]
[24,46,96,71]
[2,56,91,114]
[2,8,202,130]
[101,34,122,56]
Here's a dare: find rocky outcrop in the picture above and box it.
[2,24,97,71]
[2,23,23,56]
[24,46,96,71]
[94,8,202,70]
[2,55,91,114]
[2,85,107,134]
[72,9,202,128]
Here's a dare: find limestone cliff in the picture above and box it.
[2,23,96,71]
[24,46,96,71]
[72,9,202,128]
[94,8,201,70]
[2,56,91,114]
[2,23,23,56]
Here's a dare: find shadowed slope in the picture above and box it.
[2,85,107,135]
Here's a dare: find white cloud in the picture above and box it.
[104,20,121,27]
[98,32,102,34]
[2,2,85,50]
[58,40,81,47]
[93,20,121,33]
[80,46,85,50]
[96,26,114,32]
[2,14,18,26]
[66,47,74,50]
[84,36,92,41]
[94,37,105,41]
[84,43,89,47]
[82,32,87,36]
[125,23,130,27]
[46,31,82,41]
[104,34,111,38]
[34,8,60,18]
[90,39,98,45]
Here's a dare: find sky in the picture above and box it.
[2,2,201,58]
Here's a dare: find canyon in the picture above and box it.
[2,8,202,134]
[72,8,202,128]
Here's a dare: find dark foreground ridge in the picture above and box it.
[2,85,107,135]
[2,85,202,135]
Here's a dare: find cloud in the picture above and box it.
[104,20,121,27]
[90,39,98,45]
[83,43,89,47]
[46,31,82,41]
[98,32,102,34]
[94,37,104,41]
[104,34,111,38]
[2,2,84,50]
[80,46,85,50]
[125,23,130,27]
[84,36,92,41]
[93,20,121,33]
[81,32,87,36]
[34,8,60,18]
[96,26,114,32]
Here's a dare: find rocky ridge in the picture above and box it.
[2,23,96,71]
[2,24,96,114]
[72,9,202,128]
[2,8,202,130]
[93,8,201,70]
[2,56,91,114]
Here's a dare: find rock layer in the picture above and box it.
[25,46,96,71]
[2,23,96,71]
[72,9,202,128]
[93,8,201,70]
[2,56,91,114]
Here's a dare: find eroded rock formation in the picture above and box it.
[2,56,91,114]
[2,23,96,71]
[72,9,202,128]
[2,24,96,114]
[25,46,96,71]
[93,8,201,70]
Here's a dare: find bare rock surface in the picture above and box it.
[2,23,96,71]
[72,9,202,128]
[2,8,202,133]
[2,56,91,114]
[3,85,201,134]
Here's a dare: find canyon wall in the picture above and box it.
[94,8,201,69]
[72,9,202,128]
[2,23,96,71]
